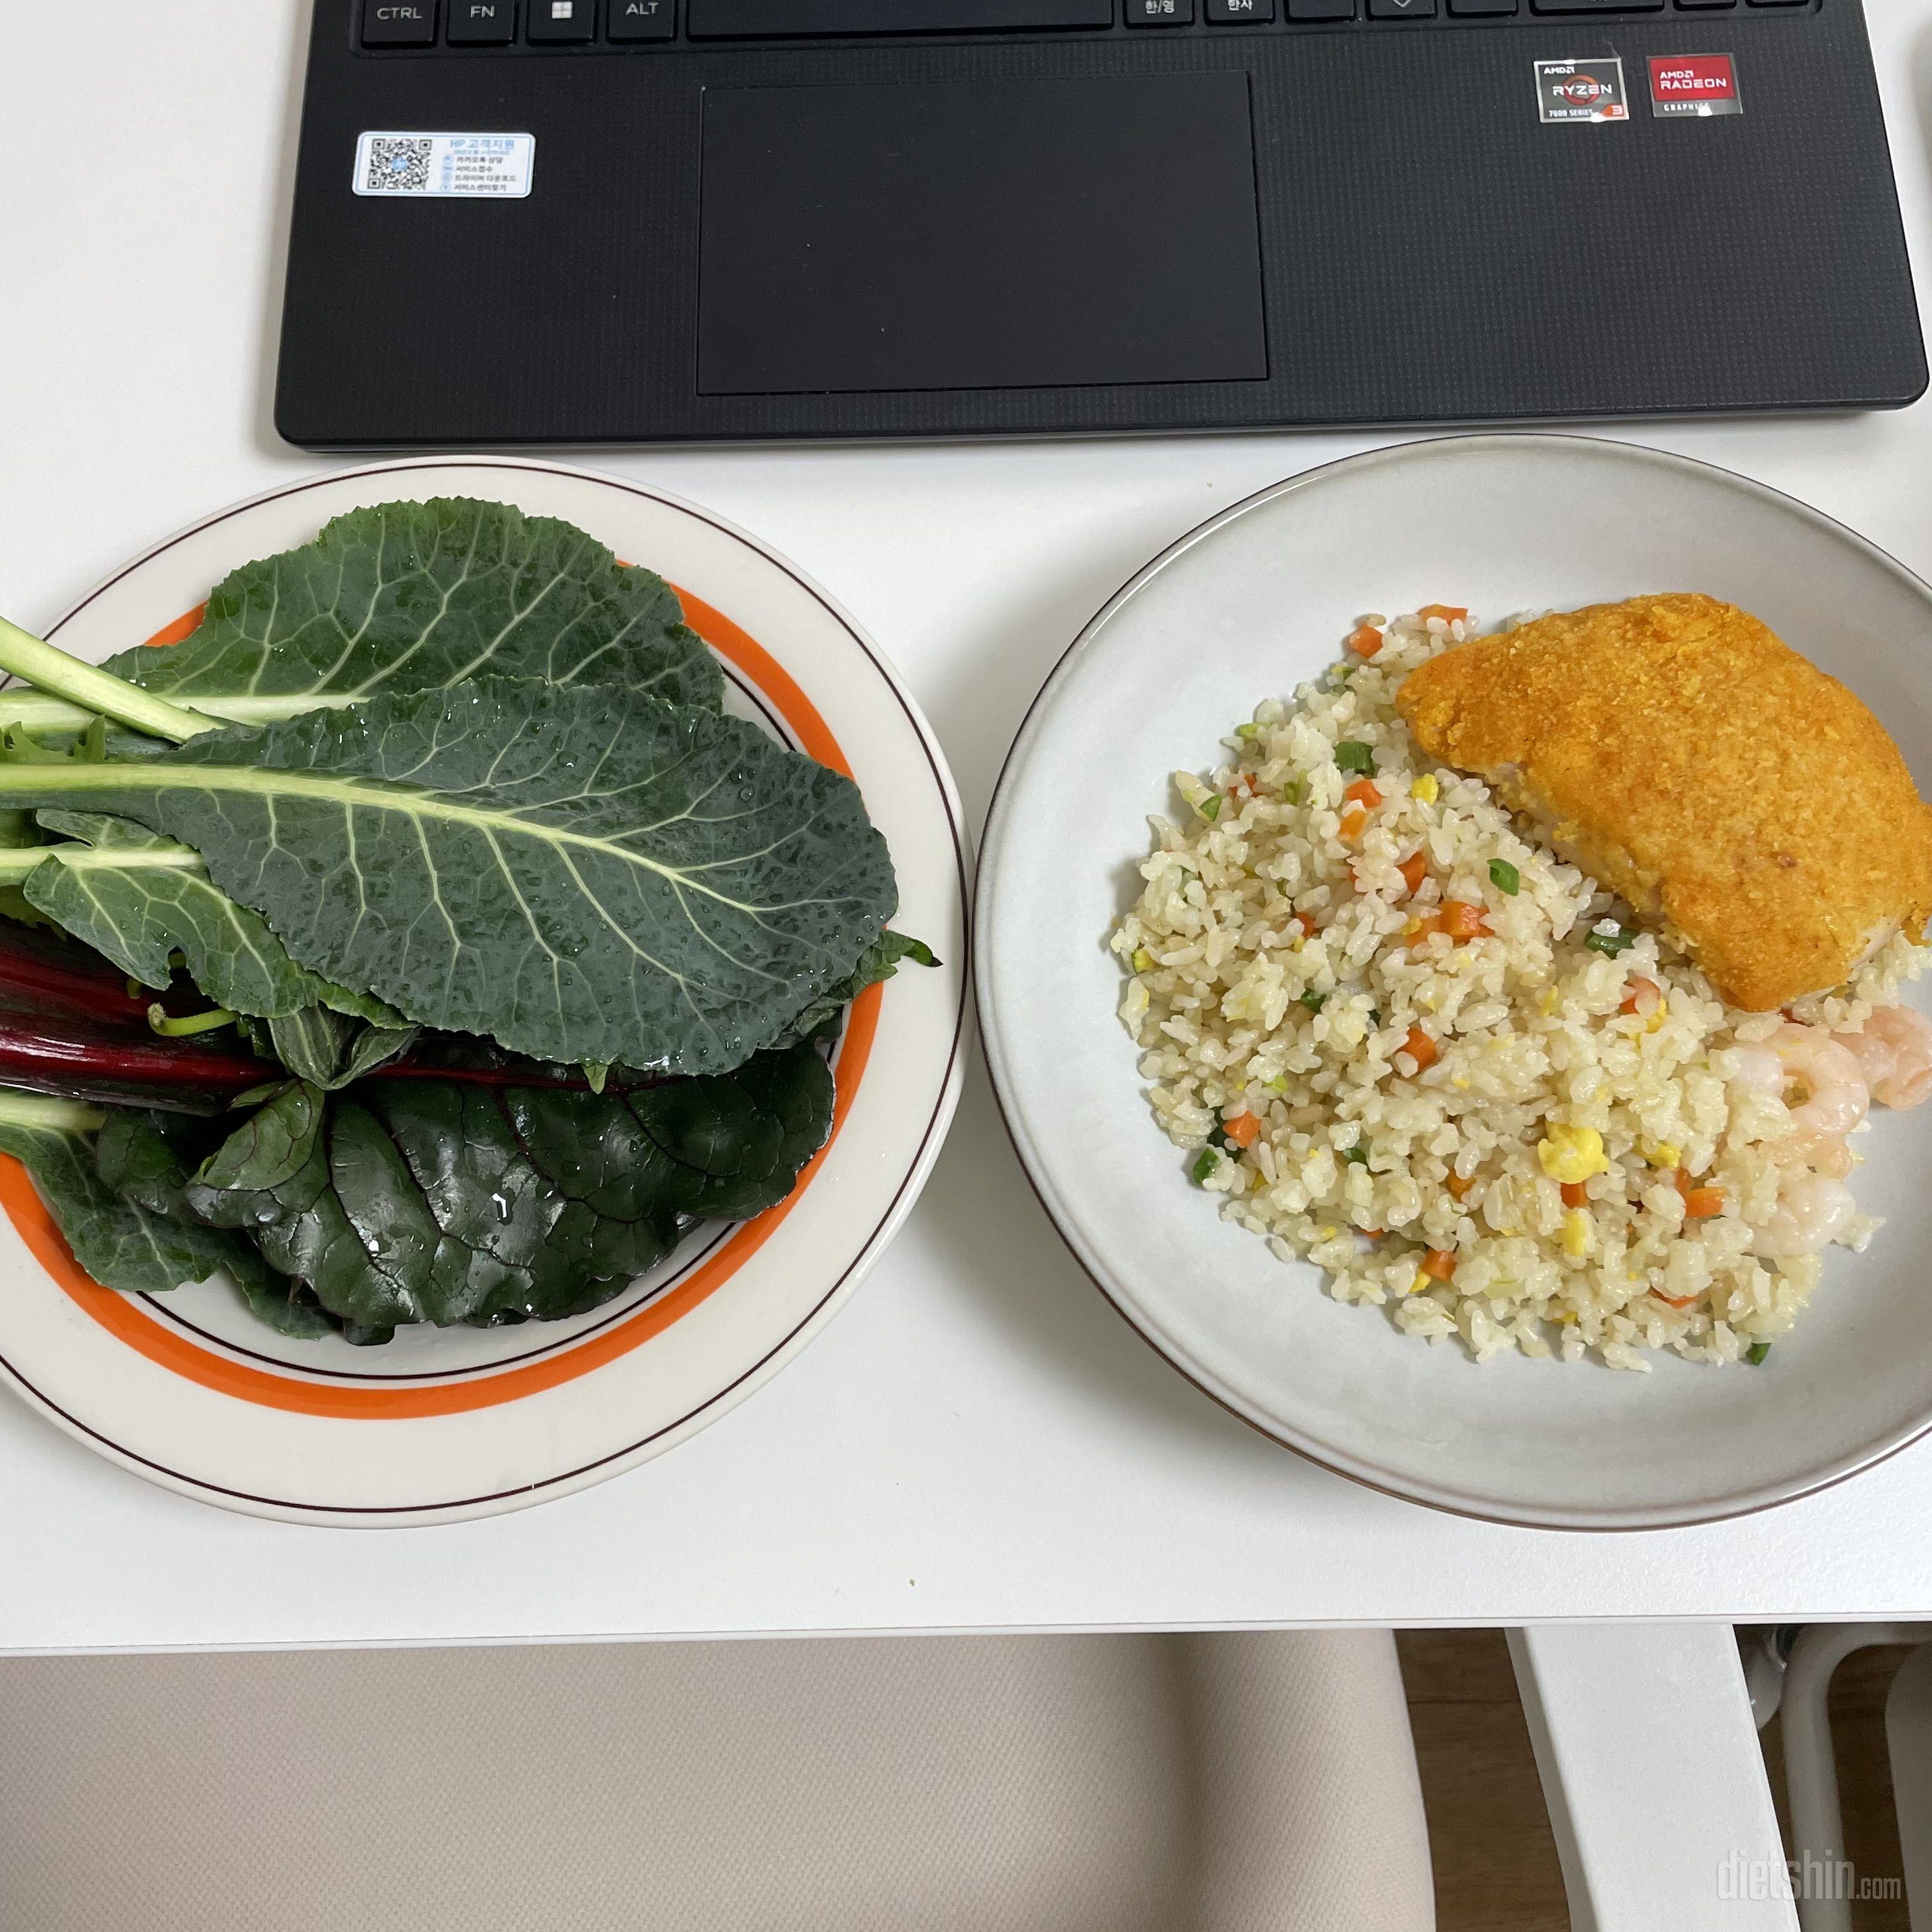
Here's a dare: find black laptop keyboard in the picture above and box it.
[362,0,1812,47]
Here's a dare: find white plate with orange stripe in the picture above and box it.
[0,458,968,1525]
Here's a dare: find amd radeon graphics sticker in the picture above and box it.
[1535,59,1630,125]
[1650,54,1742,118]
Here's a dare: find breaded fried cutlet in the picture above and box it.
[1395,592,1932,1011]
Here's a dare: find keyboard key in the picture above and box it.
[448,0,516,38]
[1288,0,1353,14]
[1126,0,1192,24]
[363,0,438,43]
[1208,0,1275,18]
[1675,0,1736,8]
[609,0,675,29]
[1448,0,1516,12]
[528,0,595,37]
[1367,0,1436,16]
[1531,0,1661,10]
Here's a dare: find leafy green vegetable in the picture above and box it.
[239,1006,418,1091]
[1300,989,1327,1013]
[770,931,939,1048]
[182,1040,836,1335]
[1584,925,1637,959]
[0,1089,264,1297]
[1335,742,1374,774]
[1190,1147,1220,1184]
[1489,859,1520,896]
[1340,1146,1369,1167]
[18,811,401,1032]
[0,677,897,1076]
[0,502,723,747]
[1747,1341,1772,1366]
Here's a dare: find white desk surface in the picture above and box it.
[5,1,1932,1654]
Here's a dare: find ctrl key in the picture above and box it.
[362,0,439,43]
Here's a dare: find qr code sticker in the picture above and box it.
[365,136,433,192]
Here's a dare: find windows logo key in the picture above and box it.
[531,0,594,37]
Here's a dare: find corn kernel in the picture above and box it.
[1537,988,1560,1015]
[1537,1124,1609,1185]
[1646,1143,1682,1170]
[1556,1309,1577,1325]
[1407,1270,1430,1297]
[1412,774,1439,805]
[1561,1209,1590,1259]
[1646,1003,1667,1034]
[1131,947,1153,973]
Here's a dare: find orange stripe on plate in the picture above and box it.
[0,586,876,1418]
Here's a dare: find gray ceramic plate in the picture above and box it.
[976,433,1932,1531]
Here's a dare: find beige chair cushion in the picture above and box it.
[0,1629,1431,1931]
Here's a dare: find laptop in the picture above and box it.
[276,0,1925,447]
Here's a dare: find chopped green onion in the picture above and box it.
[1584,926,1637,958]
[1489,859,1521,896]
[1747,1341,1772,1367]
[1300,989,1328,1013]
[1236,722,1262,742]
[1281,780,1302,806]
[1266,1076,1289,1094]
[1199,793,1221,822]
[1335,741,1374,775]
[1131,947,1153,973]
[1340,1146,1369,1167]
[1191,1147,1221,1185]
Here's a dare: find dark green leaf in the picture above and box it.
[249,1005,418,1090]
[0,678,897,1075]
[103,498,724,722]
[0,1089,264,1297]
[1489,859,1521,896]
[1191,1147,1220,1185]
[1747,1341,1772,1366]
[1300,989,1327,1013]
[769,931,939,1048]
[181,1041,836,1337]
[1335,742,1374,774]
[23,810,404,1025]
[1585,926,1637,958]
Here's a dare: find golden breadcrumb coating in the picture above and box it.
[1395,593,1932,1011]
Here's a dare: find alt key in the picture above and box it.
[609,0,675,34]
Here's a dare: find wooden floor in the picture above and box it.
[1397,1629,1915,1932]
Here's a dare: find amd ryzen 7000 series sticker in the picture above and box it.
[1535,59,1630,125]
[1650,55,1742,118]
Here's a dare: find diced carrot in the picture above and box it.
[1362,1229,1384,1239]
[1418,604,1469,624]
[1221,1110,1261,1150]
[1402,1025,1439,1072]
[1421,1248,1457,1282]
[1342,779,1383,812]
[1397,852,1427,896]
[1445,1172,1476,1202]
[1560,1181,1589,1209]
[1338,805,1368,843]
[1228,774,1257,801]
[1653,1289,1699,1310]
[1347,624,1384,659]
[1620,977,1661,1019]
[1673,1169,1725,1220]
[1438,900,1491,941]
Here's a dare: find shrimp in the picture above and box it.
[1834,1005,1932,1111]
[1752,1170,1859,1260]
[1728,1023,1869,1166]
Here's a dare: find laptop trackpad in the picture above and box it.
[696,73,1268,395]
